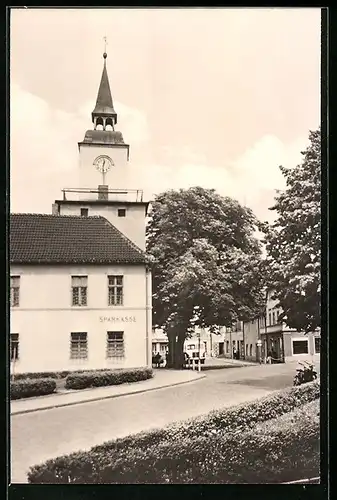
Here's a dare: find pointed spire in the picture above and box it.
[92,47,117,128]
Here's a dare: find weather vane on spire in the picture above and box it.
[103,36,108,58]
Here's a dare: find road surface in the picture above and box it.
[10,362,316,483]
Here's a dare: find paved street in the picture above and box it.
[10,362,318,483]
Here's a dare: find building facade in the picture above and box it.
[262,290,320,363]
[52,50,149,251]
[10,51,152,374]
[10,215,152,374]
[217,291,320,363]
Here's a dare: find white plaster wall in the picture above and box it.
[10,264,151,373]
[79,144,133,193]
[58,204,146,251]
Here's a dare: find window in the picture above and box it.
[118,208,126,217]
[10,276,20,307]
[292,339,309,355]
[226,341,229,353]
[71,276,87,306]
[108,275,123,306]
[10,333,19,361]
[250,344,253,356]
[70,332,88,359]
[152,343,157,354]
[314,337,321,354]
[268,312,272,326]
[246,344,248,356]
[160,344,166,353]
[106,331,124,359]
[80,208,89,217]
[272,311,275,325]
[187,344,195,350]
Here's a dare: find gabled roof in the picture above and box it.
[10,214,147,265]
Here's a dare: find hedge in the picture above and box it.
[13,369,114,381]
[87,399,319,484]
[11,378,57,400]
[27,380,319,483]
[65,367,153,390]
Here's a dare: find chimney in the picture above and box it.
[52,203,59,215]
[98,185,109,201]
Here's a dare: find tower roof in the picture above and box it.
[92,52,117,123]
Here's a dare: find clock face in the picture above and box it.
[93,155,114,173]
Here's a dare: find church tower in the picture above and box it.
[53,48,149,251]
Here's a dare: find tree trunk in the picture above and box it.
[165,328,186,370]
[165,329,175,368]
[173,336,185,370]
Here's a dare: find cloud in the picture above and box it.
[10,83,313,224]
[10,84,150,213]
[141,133,311,222]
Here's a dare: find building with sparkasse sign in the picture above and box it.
[10,50,152,374]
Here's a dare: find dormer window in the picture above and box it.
[81,208,89,217]
[118,208,126,217]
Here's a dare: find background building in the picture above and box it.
[263,290,320,363]
[52,51,149,251]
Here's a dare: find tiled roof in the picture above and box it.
[10,214,147,265]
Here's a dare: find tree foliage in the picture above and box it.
[261,129,321,333]
[146,187,265,368]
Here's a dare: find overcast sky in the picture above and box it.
[10,7,321,222]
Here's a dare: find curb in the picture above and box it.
[200,363,253,371]
[11,374,206,416]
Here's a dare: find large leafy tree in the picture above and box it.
[261,128,321,333]
[146,187,265,368]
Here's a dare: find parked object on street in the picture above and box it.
[184,341,206,367]
[293,361,317,386]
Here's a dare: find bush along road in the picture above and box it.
[10,368,153,400]
[27,380,320,484]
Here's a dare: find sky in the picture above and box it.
[10,7,321,223]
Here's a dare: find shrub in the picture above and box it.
[13,368,114,381]
[11,378,57,400]
[102,399,320,484]
[64,367,153,390]
[27,380,320,483]
[28,400,319,484]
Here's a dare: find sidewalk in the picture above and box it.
[11,369,205,416]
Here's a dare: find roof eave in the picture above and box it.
[10,260,147,266]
